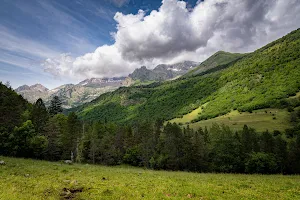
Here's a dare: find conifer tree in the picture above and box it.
[49,96,63,116]
[31,98,49,134]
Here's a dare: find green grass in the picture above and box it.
[1,157,300,199]
[185,51,245,77]
[169,103,208,124]
[186,108,292,132]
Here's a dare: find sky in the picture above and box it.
[0,0,300,89]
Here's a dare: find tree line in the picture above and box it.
[1,82,300,174]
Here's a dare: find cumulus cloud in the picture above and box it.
[42,53,74,77]
[43,0,300,79]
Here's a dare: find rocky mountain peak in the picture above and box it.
[130,61,199,81]
[15,85,30,92]
[30,84,49,92]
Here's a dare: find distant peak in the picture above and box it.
[15,84,30,92]
[30,84,48,91]
[15,83,48,92]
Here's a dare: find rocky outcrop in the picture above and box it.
[129,61,199,81]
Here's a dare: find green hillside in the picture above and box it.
[72,28,300,126]
[184,51,245,77]
[172,108,292,132]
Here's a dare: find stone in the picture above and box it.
[64,160,73,165]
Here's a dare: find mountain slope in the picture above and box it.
[72,28,300,124]
[184,51,245,77]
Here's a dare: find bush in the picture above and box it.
[123,146,141,166]
[288,106,294,112]
[245,152,277,174]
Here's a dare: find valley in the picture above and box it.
[2,0,300,199]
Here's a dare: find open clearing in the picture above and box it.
[170,103,208,124]
[171,108,292,132]
[1,157,300,199]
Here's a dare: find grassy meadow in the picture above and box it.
[169,103,207,124]
[1,156,300,200]
[171,108,292,132]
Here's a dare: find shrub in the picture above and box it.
[245,152,277,174]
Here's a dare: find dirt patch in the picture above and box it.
[60,187,84,199]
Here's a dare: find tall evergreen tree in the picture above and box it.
[274,134,288,173]
[162,123,184,170]
[0,82,28,131]
[260,130,275,153]
[287,134,300,173]
[49,96,63,116]
[191,128,209,172]
[31,98,49,134]
[43,116,64,161]
[61,112,81,160]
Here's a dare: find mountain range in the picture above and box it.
[15,77,127,108]
[15,61,199,108]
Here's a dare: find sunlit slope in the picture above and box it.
[184,51,245,77]
[172,108,292,132]
[72,28,300,124]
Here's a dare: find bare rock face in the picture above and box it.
[121,77,135,87]
[15,85,30,92]
[15,84,49,103]
[129,61,199,81]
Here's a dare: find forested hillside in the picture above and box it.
[0,83,30,131]
[71,29,300,125]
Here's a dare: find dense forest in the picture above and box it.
[70,28,300,124]
[1,82,300,174]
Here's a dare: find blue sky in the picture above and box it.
[0,0,198,89]
[0,0,299,89]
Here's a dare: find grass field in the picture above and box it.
[188,109,292,132]
[169,103,207,124]
[171,108,292,132]
[1,157,300,199]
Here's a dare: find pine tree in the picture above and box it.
[191,129,208,171]
[61,112,81,160]
[287,134,300,173]
[31,98,49,134]
[274,134,287,173]
[260,130,275,154]
[49,96,63,116]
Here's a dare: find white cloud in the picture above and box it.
[43,0,300,79]
[42,53,74,77]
